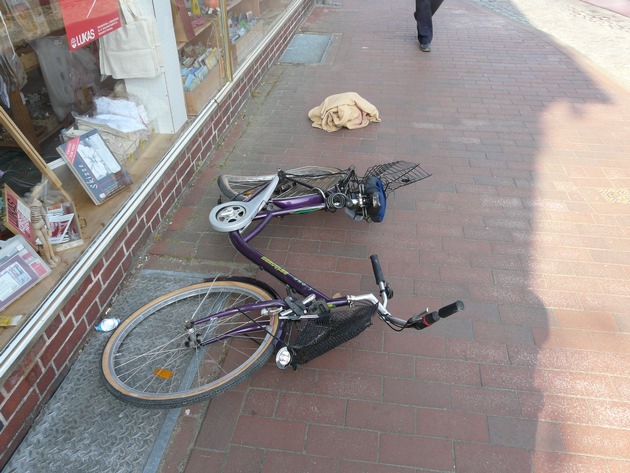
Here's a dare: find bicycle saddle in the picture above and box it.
[209,175,280,232]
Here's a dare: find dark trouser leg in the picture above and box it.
[415,0,445,44]
[415,0,433,44]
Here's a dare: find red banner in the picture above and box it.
[59,0,121,51]
[63,136,80,163]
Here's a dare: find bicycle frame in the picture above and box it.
[191,188,389,342]
[195,165,459,349]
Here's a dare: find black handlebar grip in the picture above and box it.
[370,254,385,285]
[438,300,465,319]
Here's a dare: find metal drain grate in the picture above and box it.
[279,33,333,64]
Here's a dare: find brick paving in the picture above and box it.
[136,0,630,473]
[7,0,629,471]
[149,0,630,472]
[469,0,630,90]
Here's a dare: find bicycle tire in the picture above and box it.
[218,166,346,201]
[101,280,279,408]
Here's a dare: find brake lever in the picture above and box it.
[407,300,465,330]
[406,310,439,330]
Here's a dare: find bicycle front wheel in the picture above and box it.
[101,280,279,408]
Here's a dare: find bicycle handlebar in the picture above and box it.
[439,300,465,318]
[406,300,465,330]
[367,254,464,331]
[370,254,385,285]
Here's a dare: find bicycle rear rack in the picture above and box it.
[362,161,431,196]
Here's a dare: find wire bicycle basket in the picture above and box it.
[289,303,378,367]
[361,161,431,196]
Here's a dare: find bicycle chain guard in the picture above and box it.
[209,175,279,232]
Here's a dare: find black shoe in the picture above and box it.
[420,43,431,52]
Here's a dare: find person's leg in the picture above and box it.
[415,0,433,48]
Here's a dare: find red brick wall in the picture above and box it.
[0,1,314,467]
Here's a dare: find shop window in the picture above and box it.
[0,0,184,352]
[0,0,296,354]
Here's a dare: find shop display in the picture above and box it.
[226,0,263,66]
[56,129,132,205]
[0,0,288,331]
[228,11,257,45]
[43,201,82,249]
[30,36,76,121]
[181,43,221,94]
[2,184,36,246]
[31,36,100,121]
[1,35,100,152]
[1,0,50,44]
[174,6,225,115]
[26,178,83,252]
[3,179,84,263]
[174,0,265,115]
[99,0,163,79]
[68,95,152,164]
[25,179,60,266]
[0,234,51,312]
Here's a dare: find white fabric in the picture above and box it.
[75,113,145,133]
[99,0,163,79]
[94,96,149,128]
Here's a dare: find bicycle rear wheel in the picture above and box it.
[218,166,347,201]
[101,280,279,408]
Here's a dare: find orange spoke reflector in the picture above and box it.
[153,368,173,379]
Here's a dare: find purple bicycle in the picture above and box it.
[101,162,464,407]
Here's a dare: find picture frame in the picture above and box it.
[2,184,37,247]
[0,235,51,312]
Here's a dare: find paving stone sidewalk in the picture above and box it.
[158,0,630,471]
[469,0,630,90]
[5,0,630,472]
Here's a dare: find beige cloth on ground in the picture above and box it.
[308,92,381,132]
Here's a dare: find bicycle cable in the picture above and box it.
[236,306,288,348]
[380,315,407,332]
